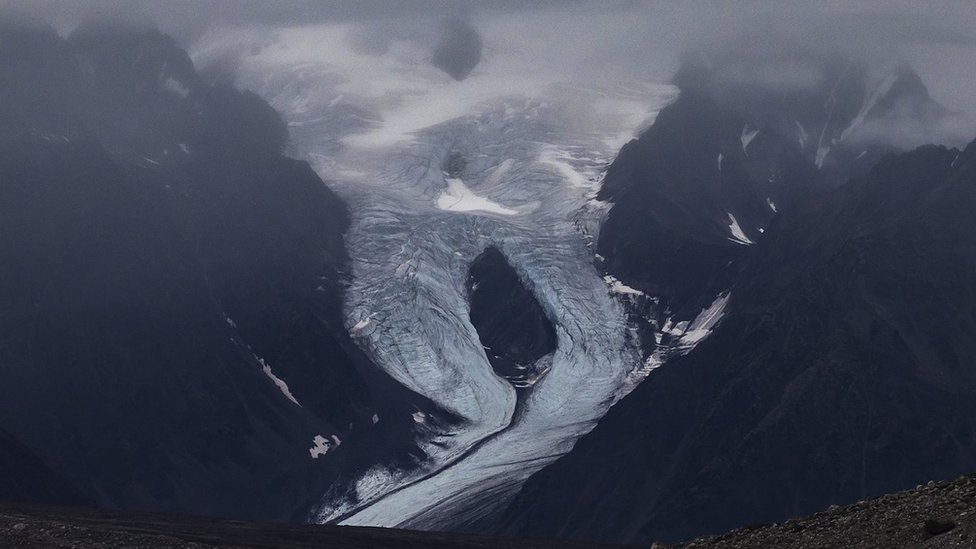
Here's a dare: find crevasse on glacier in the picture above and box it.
[198,23,725,528]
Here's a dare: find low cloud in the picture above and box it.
[2,0,974,123]
[432,19,483,80]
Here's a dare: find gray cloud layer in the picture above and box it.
[2,0,974,112]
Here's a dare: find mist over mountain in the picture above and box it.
[1,2,976,547]
[432,19,482,80]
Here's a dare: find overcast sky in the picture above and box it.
[2,0,975,111]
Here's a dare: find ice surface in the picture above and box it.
[539,146,592,188]
[207,21,684,528]
[350,317,371,332]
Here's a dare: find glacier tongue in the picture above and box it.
[208,22,679,528]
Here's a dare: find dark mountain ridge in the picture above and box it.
[500,137,976,543]
[0,23,441,521]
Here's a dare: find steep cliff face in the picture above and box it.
[500,141,976,544]
[673,474,976,549]
[467,247,557,386]
[596,91,820,322]
[672,51,962,184]
[0,24,433,520]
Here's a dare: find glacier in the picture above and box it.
[193,22,711,529]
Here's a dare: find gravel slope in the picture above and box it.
[0,503,630,549]
[674,474,976,549]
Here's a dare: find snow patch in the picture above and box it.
[603,275,644,297]
[726,213,754,245]
[435,177,518,216]
[795,120,808,150]
[740,125,759,153]
[766,198,778,213]
[679,293,730,345]
[629,292,730,383]
[309,434,342,459]
[816,144,831,168]
[254,354,301,407]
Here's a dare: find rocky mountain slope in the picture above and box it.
[500,136,976,543]
[672,49,966,184]
[0,22,437,521]
[674,474,976,549]
[4,18,976,546]
[497,50,976,543]
[0,502,629,549]
[466,246,557,388]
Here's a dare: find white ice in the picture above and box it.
[202,16,685,530]
[436,177,519,216]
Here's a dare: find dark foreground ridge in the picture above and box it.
[0,502,631,549]
[673,474,976,549]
